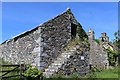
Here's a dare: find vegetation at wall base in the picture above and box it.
[49,72,82,79]
[47,66,119,79]
[2,55,118,79]
[0,58,12,64]
[23,65,43,80]
[0,58,20,79]
[1,57,119,79]
[95,67,119,78]
[84,66,118,78]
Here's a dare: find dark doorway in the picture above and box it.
[71,23,77,39]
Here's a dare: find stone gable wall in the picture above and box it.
[88,29,109,69]
[39,9,78,70]
[89,40,109,69]
[1,9,80,70]
[57,44,90,75]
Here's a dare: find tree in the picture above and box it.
[113,30,120,48]
[113,30,120,66]
[95,39,99,44]
[106,48,116,66]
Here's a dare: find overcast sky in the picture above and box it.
[1,2,118,43]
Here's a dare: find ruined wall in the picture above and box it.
[39,9,78,69]
[88,29,109,69]
[1,9,80,70]
[89,40,109,69]
[57,43,90,75]
[1,27,41,67]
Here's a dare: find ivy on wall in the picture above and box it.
[77,23,88,41]
[106,48,117,66]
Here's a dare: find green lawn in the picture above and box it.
[95,69,118,78]
[95,67,119,78]
[84,67,119,78]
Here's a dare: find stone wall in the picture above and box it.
[57,43,90,75]
[1,9,84,70]
[1,27,41,67]
[88,29,109,69]
[39,9,79,70]
[89,39,109,69]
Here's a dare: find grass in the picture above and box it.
[0,58,11,76]
[49,67,119,79]
[0,58,22,79]
[84,67,119,78]
[95,67,119,78]
[64,38,80,50]
[1,60,119,79]
[64,37,90,52]
[50,67,119,79]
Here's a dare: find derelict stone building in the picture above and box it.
[88,29,109,69]
[1,9,89,77]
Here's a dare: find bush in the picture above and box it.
[23,66,43,79]
[95,39,100,44]
[106,48,117,66]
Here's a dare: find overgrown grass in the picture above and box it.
[64,37,90,52]
[84,67,119,78]
[0,58,11,64]
[0,58,12,76]
[0,58,21,79]
[49,66,119,79]
[95,67,119,78]
[63,38,80,53]
[1,59,119,79]
[49,72,83,79]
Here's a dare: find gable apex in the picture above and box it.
[1,8,78,44]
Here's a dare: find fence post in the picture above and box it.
[1,64,26,79]
[20,64,22,80]
[20,64,25,80]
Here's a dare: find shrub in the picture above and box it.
[106,48,117,66]
[95,39,100,44]
[23,66,43,78]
